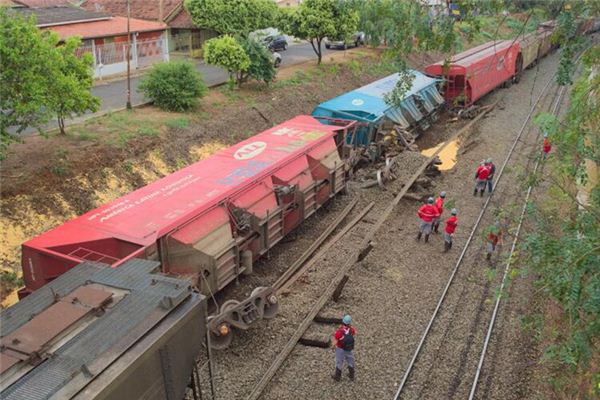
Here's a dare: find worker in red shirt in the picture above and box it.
[474,162,491,197]
[443,208,458,252]
[332,314,356,382]
[542,132,552,159]
[485,225,503,261]
[417,197,440,243]
[432,191,446,233]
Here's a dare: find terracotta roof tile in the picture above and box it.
[43,15,167,40]
[82,0,185,23]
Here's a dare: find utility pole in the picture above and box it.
[126,0,132,110]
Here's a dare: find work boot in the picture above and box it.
[417,232,422,241]
[443,242,450,252]
[449,242,453,250]
[480,190,484,197]
[424,234,430,243]
[486,253,492,261]
[473,189,478,196]
[434,224,439,233]
[332,368,342,382]
[348,367,355,381]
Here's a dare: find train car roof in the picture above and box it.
[25,115,344,248]
[428,40,516,69]
[0,259,203,400]
[312,71,440,125]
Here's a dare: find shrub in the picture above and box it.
[238,37,277,85]
[139,61,207,111]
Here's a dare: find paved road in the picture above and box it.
[93,42,334,111]
[17,42,336,136]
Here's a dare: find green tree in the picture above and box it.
[0,9,58,155]
[278,0,359,64]
[49,37,100,135]
[185,0,277,37]
[238,37,277,85]
[139,61,207,112]
[204,35,251,88]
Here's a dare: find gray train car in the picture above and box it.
[0,259,209,400]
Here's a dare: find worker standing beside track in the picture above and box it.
[417,197,440,243]
[432,191,446,233]
[474,162,491,197]
[332,315,356,382]
[485,158,496,193]
[542,133,552,159]
[443,208,458,252]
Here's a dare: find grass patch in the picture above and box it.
[1,270,24,287]
[165,117,191,130]
[50,149,70,176]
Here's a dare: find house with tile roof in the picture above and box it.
[81,0,217,57]
[14,5,169,78]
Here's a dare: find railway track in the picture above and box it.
[245,102,499,400]
[392,58,574,400]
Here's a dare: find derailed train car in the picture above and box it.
[311,71,445,146]
[1,260,209,399]
[18,115,355,348]
[424,40,522,107]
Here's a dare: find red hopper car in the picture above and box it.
[425,40,522,106]
[20,115,355,348]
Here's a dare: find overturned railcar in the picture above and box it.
[0,259,209,400]
[311,71,444,146]
[19,115,355,348]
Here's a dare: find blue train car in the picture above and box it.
[312,71,444,146]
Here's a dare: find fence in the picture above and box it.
[75,37,169,79]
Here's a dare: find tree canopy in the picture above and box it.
[0,9,100,155]
[204,35,251,88]
[278,0,359,64]
[0,9,58,153]
[49,37,100,135]
[185,0,278,37]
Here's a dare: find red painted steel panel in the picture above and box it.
[425,40,521,105]
[22,116,347,294]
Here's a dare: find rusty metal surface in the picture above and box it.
[0,259,194,400]
[0,353,20,375]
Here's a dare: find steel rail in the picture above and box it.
[246,103,498,400]
[393,71,558,400]
[467,82,569,400]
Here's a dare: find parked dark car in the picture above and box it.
[325,32,365,49]
[263,35,288,51]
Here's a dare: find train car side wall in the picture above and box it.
[467,43,520,104]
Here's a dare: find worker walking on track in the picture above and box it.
[485,158,496,193]
[485,225,503,261]
[417,197,440,243]
[332,314,356,382]
[432,191,446,233]
[443,208,458,252]
[474,161,491,197]
[542,133,552,159]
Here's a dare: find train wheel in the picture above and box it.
[207,315,234,349]
[252,287,279,319]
